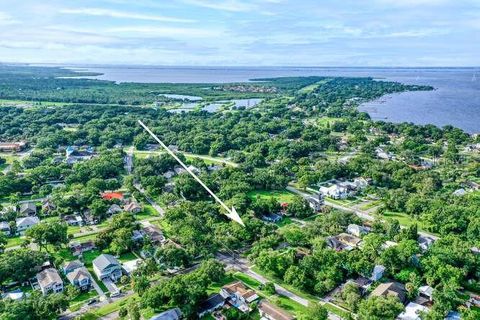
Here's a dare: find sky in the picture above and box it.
[0,0,479,66]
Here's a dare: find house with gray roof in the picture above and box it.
[63,259,84,275]
[19,202,37,216]
[149,307,182,320]
[16,216,40,234]
[0,221,10,235]
[92,254,122,282]
[66,267,91,291]
[36,268,63,295]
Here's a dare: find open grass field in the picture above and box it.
[247,190,297,203]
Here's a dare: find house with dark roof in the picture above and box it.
[142,225,166,245]
[36,268,63,295]
[92,254,122,282]
[258,300,294,320]
[197,293,226,318]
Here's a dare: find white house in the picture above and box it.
[347,224,370,237]
[16,216,40,234]
[36,268,63,295]
[397,302,429,320]
[66,267,91,291]
[0,221,11,235]
[319,184,349,199]
[220,281,259,312]
[92,254,122,282]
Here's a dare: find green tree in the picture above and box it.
[357,296,404,320]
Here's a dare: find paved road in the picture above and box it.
[217,253,343,320]
[134,183,165,217]
[217,253,310,307]
[286,185,439,240]
[124,146,133,174]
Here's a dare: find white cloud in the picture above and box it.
[181,0,256,12]
[61,7,194,23]
[0,11,18,25]
[106,26,224,38]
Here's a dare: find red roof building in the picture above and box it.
[101,192,124,201]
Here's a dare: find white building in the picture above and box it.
[371,265,385,281]
[397,302,429,320]
[36,268,63,295]
[16,216,40,234]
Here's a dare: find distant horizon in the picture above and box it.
[2,62,480,69]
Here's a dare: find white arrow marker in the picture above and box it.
[138,120,245,227]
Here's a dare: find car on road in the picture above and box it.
[87,298,98,305]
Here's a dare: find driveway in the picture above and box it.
[102,278,119,293]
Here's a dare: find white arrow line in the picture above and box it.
[138,120,245,226]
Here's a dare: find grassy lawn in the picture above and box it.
[247,190,297,203]
[6,236,25,248]
[93,294,138,317]
[118,251,138,262]
[69,290,98,311]
[206,273,236,295]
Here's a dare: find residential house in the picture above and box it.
[142,225,166,245]
[107,204,123,215]
[197,293,226,318]
[319,184,349,199]
[63,214,84,226]
[69,240,96,256]
[220,281,259,312]
[66,267,91,291]
[0,221,10,235]
[452,188,467,196]
[174,167,186,175]
[92,254,122,282]
[376,147,394,160]
[63,260,84,274]
[347,224,370,237]
[122,259,142,275]
[350,277,372,294]
[132,229,145,242]
[306,194,324,212]
[16,216,40,234]
[445,311,461,320]
[418,235,435,252]
[18,203,37,216]
[397,302,429,320]
[149,308,182,320]
[370,281,406,303]
[101,191,124,201]
[0,141,26,152]
[124,201,142,214]
[83,210,98,225]
[370,265,386,281]
[258,300,295,320]
[65,146,96,164]
[36,268,64,295]
[163,170,175,180]
[332,233,362,250]
[2,289,24,301]
[187,165,200,175]
[415,285,434,306]
[41,199,56,214]
[261,213,282,223]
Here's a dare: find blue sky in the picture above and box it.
[0,0,478,66]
